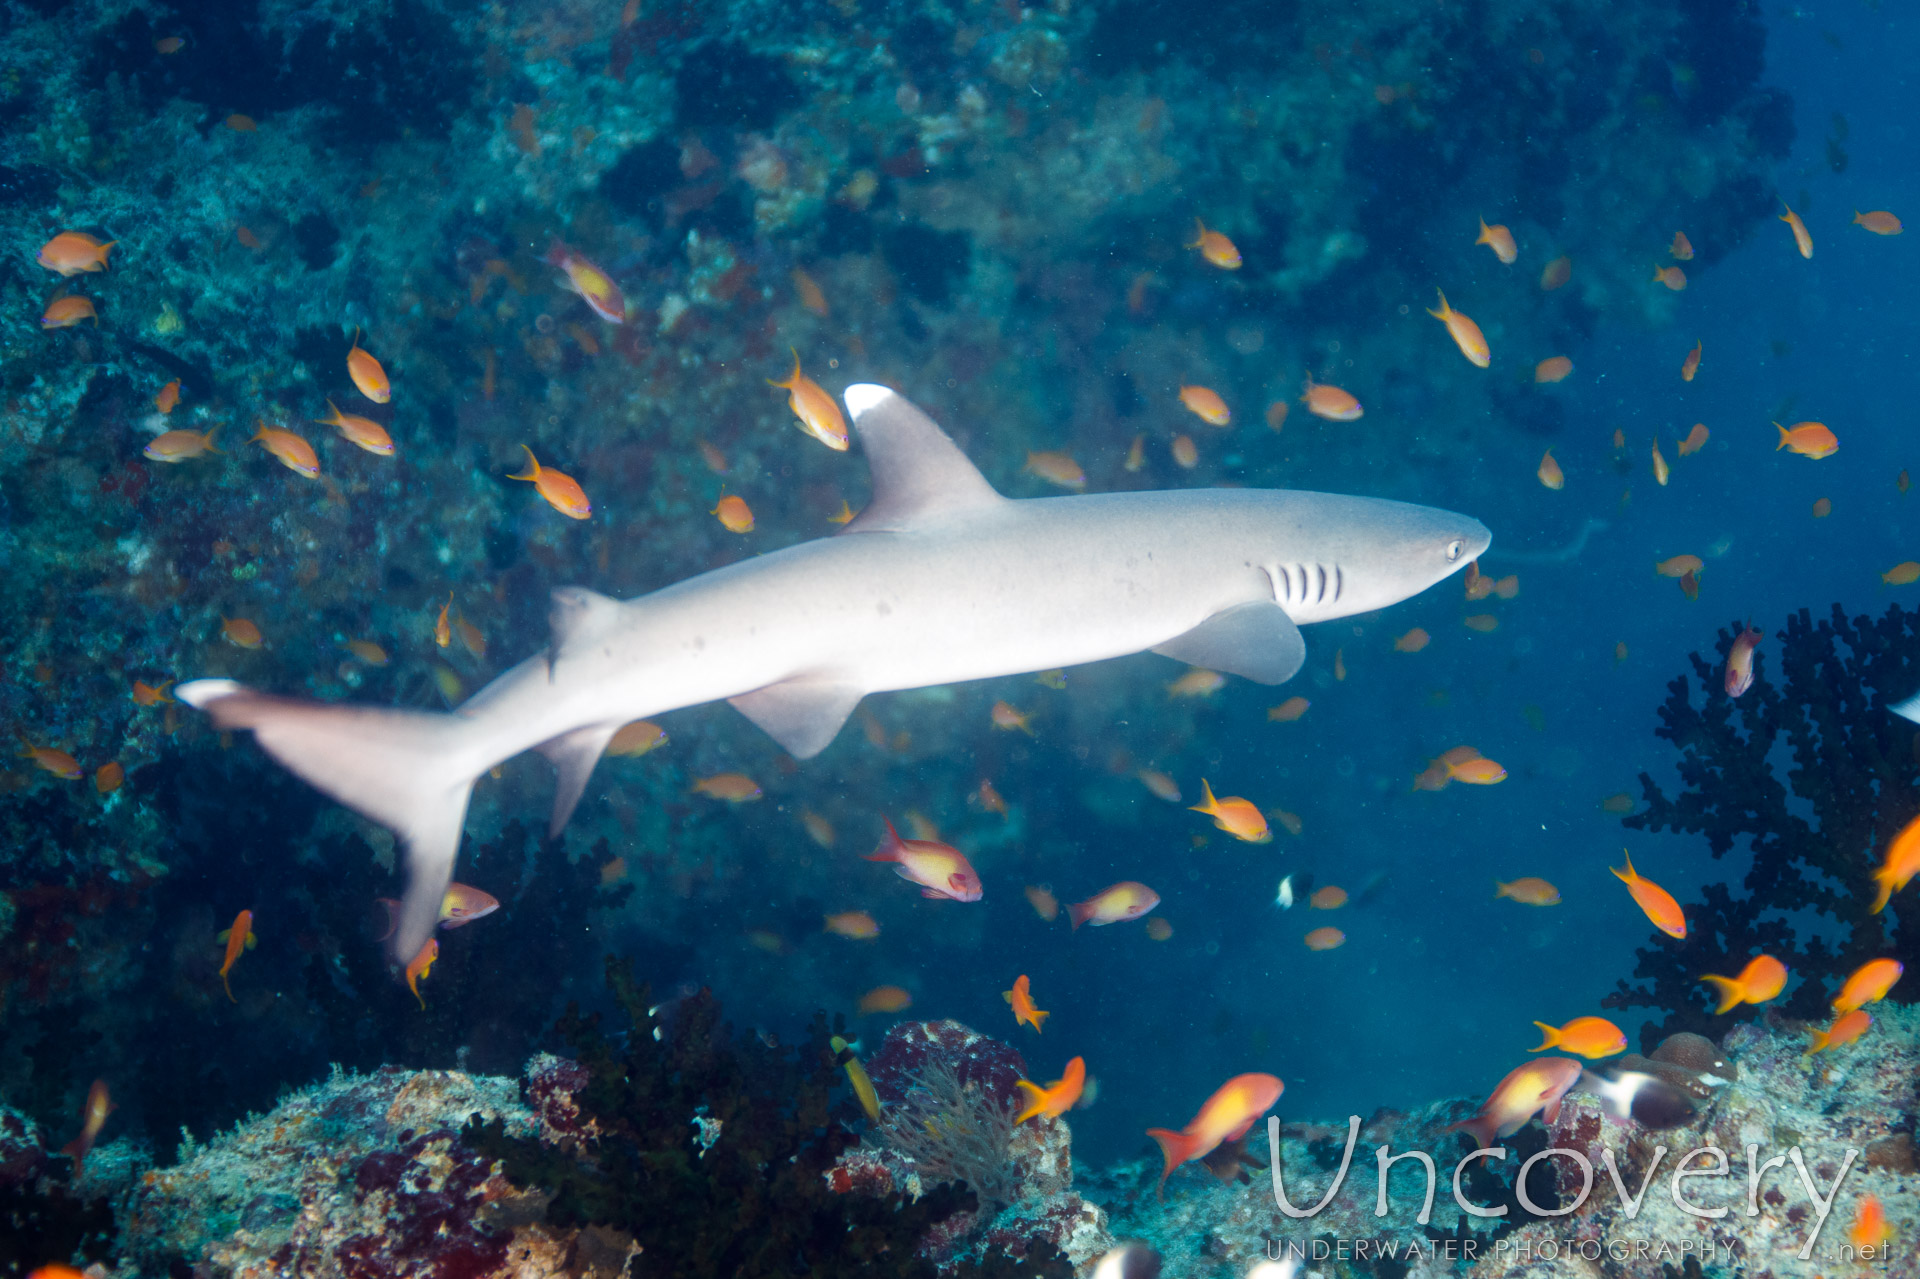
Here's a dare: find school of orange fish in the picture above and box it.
[23,196,1919,1213]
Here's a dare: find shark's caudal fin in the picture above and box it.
[176,679,476,963]
[1891,691,1920,726]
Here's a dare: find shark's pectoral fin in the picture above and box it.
[729,678,865,759]
[536,722,621,837]
[840,385,1004,532]
[1152,600,1306,685]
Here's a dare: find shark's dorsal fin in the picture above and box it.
[549,587,623,664]
[1152,600,1306,685]
[841,385,1004,532]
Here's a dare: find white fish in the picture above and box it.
[180,386,1489,962]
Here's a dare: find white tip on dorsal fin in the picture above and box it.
[841,384,1003,532]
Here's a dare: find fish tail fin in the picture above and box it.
[1013,1079,1050,1124]
[223,971,235,1003]
[1067,900,1094,931]
[1530,1021,1561,1052]
[1699,974,1743,1015]
[1610,851,1635,884]
[1774,423,1789,451]
[863,818,905,863]
[1442,1114,1497,1150]
[203,424,223,454]
[1185,218,1204,249]
[766,345,801,390]
[1869,872,1895,915]
[1145,1126,1195,1196]
[1493,880,1507,899]
[176,679,478,963]
[507,444,540,482]
[1030,1008,1050,1032]
[1187,778,1218,816]
[1428,288,1449,319]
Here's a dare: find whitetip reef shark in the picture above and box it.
[180,385,1490,962]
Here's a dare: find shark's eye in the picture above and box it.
[1445,539,1465,561]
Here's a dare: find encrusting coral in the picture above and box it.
[1607,605,1919,1045]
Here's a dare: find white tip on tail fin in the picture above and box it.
[177,679,477,963]
[1891,691,1920,725]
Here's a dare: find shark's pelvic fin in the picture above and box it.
[841,384,1004,532]
[1151,600,1306,685]
[176,678,476,963]
[548,586,624,667]
[729,678,867,759]
[536,722,622,836]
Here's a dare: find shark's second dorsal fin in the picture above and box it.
[841,385,1004,532]
[549,587,623,665]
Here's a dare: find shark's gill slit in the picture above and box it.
[1272,565,1291,602]
[1334,565,1344,601]
[1314,564,1327,603]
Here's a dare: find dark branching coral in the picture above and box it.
[465,957,1046,1279]
[1604,606,1920,1046]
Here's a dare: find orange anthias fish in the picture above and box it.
[548,241,626,324]
[693,772,762,802]
[1681,341,1702,382]
[1725,624,1762,697]
[1167,668,1225,698]
[824,910,880,939]
[38,232,116,276]
[1805,1008,1870,1056]
[865,818,983,901]
[1853,210,1902,236]
[1301,376,1362,421]
[1186,218,1241,269]
[1024,884,1060,921]
[1475,217,1517,264]
[1780,202,1813,258]
[1170,434,1198,468]
[1394,628,1430,653]
[222,616,263,648]
[1670,231,1694,260]
[1447,754,1507,785]
[41,296,98,328]
[1529,1015,1626,1059]
[1428,290,1490,367]
[94,761,124,794]
[508,444,591,518]
[1655,554,1703,579]
[1884,562,1920,586]
[144,425,222,463]
[1495,877,1560,905]
[1871,814,1920,913]
[346,328,391,403]
[1698,954,1787,1014]
[1024,450,1086,490]
[1678,423,1709,456]
[1145,1073,1283,1193]
[1849,1195,1889,1249]
[132,680,174,706]
[1534,356,1572,384]
[1537,449,1564,490]
[1003,973,1049,1032]
[316,399,395,456]
[20,741,82,780]
[1137,768,1182,800]
[1304,926,1345,950]
[155,379,181,413]
[790,266,829,316]
[1267,696,1309,722]
[377,882,500,939]
[1014,1056,1086,1123]
[606,720,668,756]
[1179,385,1230,426]
[61,1079,115,1180]
[249,424,320,478]
[1833,958,1904,1012]
[406,937,439,1010]
[1651,440,1671,486]
[1068,880,1159,929]
[434,592,452,648]
[1612,850,1687,938]
[991,700,1035,734]
[210,906,260,1003]
[858,985,913,1015]
[1190,779,1270,842]
[713,494,754,533]
[1652,265,1686,291]
[1444,1057,1582,1150]
[1310,886,1347,910]
[1539,256,1571,290]
[1775,421,1838,459]
[768,348,848,451]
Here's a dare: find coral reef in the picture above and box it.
[828,1019,1110,1271]
[463,959,1085,1277]
[1095,1003,1918,1279]
[1607,605,1920,1045]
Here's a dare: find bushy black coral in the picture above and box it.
[464,957,992,1278]
[1604,605,1920,1045]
